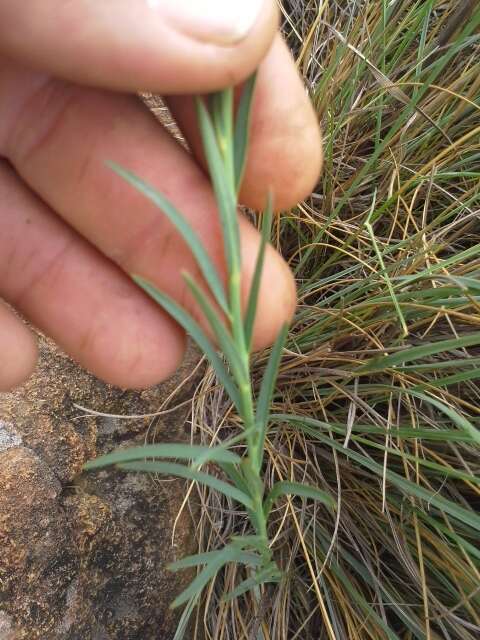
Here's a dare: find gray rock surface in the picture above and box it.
[0,335,200,639]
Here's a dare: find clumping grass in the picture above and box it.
[87,1,480,638]
[186,2,480,639]
[85,74,335,635]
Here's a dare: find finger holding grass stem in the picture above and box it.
[83,77,331,631]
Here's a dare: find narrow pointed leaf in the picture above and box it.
[169,549,261,571]
[415,367,480,388]
[108,162,228,313]
[210,88,235,185]
[446,275,480,293]
[234,73,257,191]
[357,332,480,373]
[195,98,239,273]
[403,388,480,445]
[244,196,273,349]
[218,462,249,495]
[240,457,265,498]
[264,480,335,517]
[117,461,254,509]
[235,552,263,567]
[183,273,245,382]
[256,323,288,428]
[173,596,197,640]
[84,443,240,471]
[223,565,281,602]
[230,535,267,551]
[169,549,229,571]
[133,275,241,411]
[171,545,242,608]
[254,323,289,467]
[223,576,260,602]
[278,414,480,530]
[209,89,233,142]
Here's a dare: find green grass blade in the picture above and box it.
[345,436,480,484]
[365,191,408,337]
[318,541,402,640]
[230,535,267,551]
[172,595,197,640]
[223,576,261,602]
[419,512,480,562]
[234,73,257,191]
[169,550,227,570]
[223,565,281,602]
[195,98,239,275]
[171,544,242,608]
[254,323,289,468]
[398,357,480,372]
[169,550,261,571]
[403,388,480,445]
[417,367,480,388]
[358,332,480,373]
[218,462,250,495]
[271,415,474,443]
[278,414,480,530]
[108,162,228,314]
[133,275,241,411]
[84,443,240,470]
[360,384,479,445]
[263,480,336,517]
[244,195,273,349]
[210,88,235,186]
[183,273,244,381]
[442,275,480,294]
[118,461,254,509]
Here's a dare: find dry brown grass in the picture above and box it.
[180,2,480,639]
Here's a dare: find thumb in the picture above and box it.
[0,0,278,93]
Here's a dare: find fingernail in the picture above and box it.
[153,0,266,45]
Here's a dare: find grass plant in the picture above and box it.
[88,1,480,637]
[188,2,480,638]
[85,76,334,634]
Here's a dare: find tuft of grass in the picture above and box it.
[86,1,480,637]
[186,2,480,639]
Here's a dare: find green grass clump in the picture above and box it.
[88,1,480,638]
[188,2,480,638]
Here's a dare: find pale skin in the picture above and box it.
[0,0,322,392]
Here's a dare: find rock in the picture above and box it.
[0,335,200,639]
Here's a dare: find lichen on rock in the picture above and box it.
[0,421,22,452]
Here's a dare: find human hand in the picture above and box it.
[0,0,322,391]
